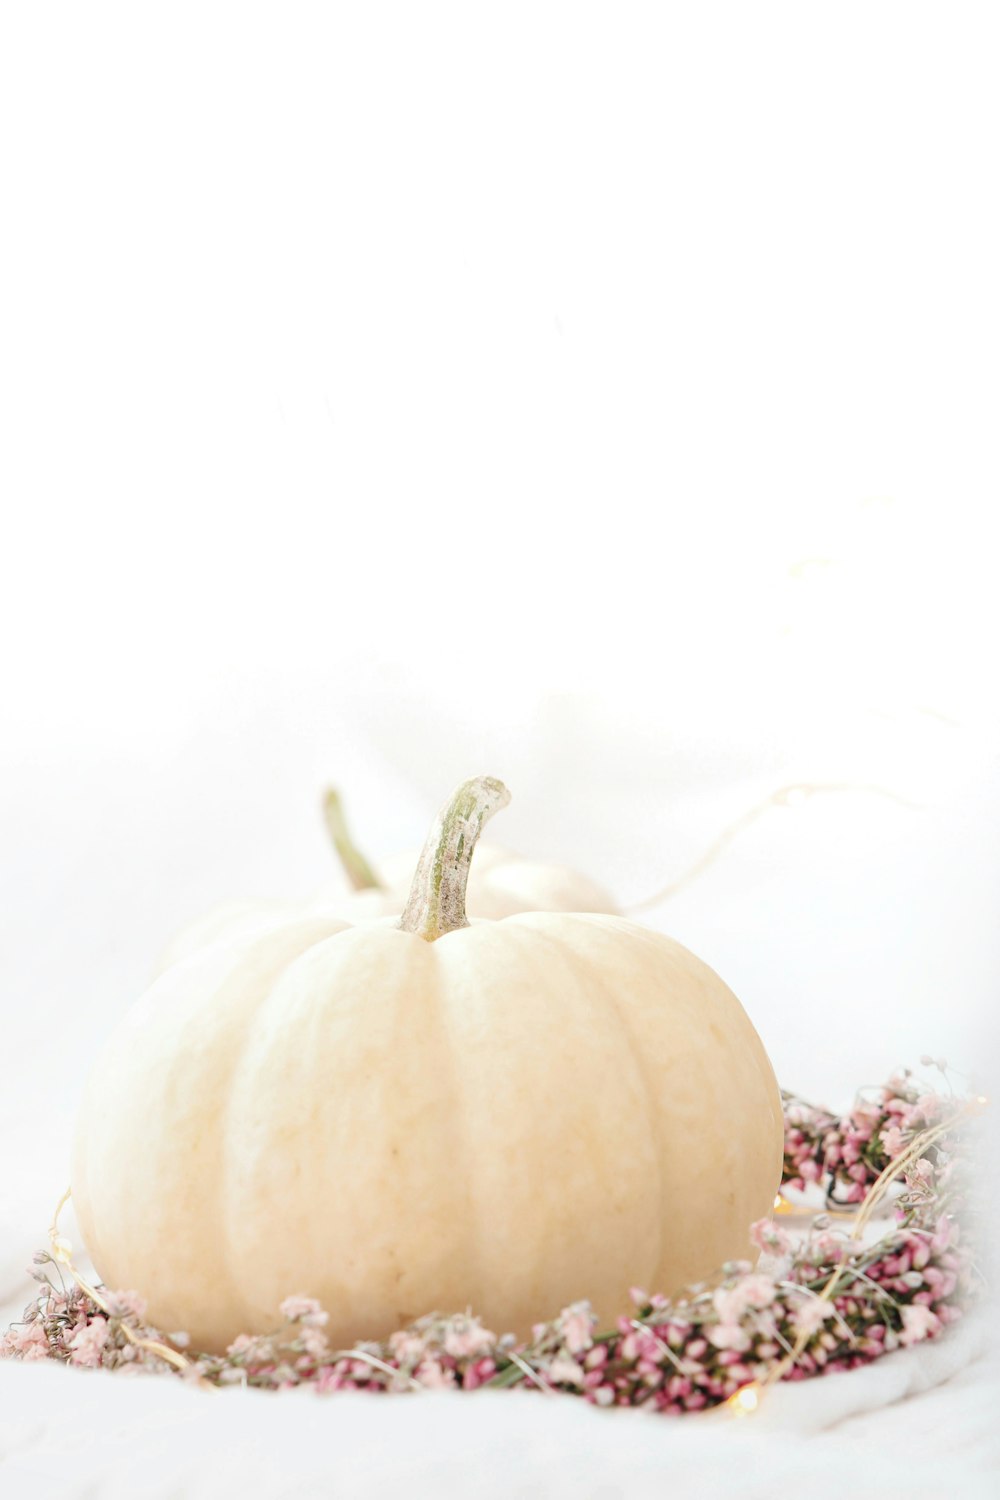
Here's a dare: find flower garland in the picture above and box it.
[2,1067,985,1414]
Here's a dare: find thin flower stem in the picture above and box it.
[504,1350,555,1395]
[331,1348,423,1391]
[628,1319,693,1376]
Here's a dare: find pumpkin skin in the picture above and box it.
[73,777,782,1356]
[155,842,619,975]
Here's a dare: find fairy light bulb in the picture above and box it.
[773,1193,793,1214]
[728,1382,761,1414]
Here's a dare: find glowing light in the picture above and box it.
[49,1233,74,1265]
[773,1194,793,1214]
[728,1382,761,1414]
[780,787,810,808]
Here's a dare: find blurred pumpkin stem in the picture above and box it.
[400,776,511,941]
[322,788,385,892]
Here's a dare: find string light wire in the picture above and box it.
[626,782,918,913]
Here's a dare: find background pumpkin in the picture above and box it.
[73,777,783,1354]
[155,787,619,974]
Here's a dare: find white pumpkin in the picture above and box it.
[155,788,618,973]
[73,777,782,1355]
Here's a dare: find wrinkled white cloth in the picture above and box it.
[0,1324,997,1500]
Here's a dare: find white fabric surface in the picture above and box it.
[0,1320,997,1500]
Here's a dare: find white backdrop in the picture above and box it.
[2,5,999,1495]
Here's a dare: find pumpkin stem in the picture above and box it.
[322,788,385,892]
[399,776,511,941]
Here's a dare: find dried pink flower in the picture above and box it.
[279,1295,328,1328]
[388,1331,428,1364]
[750,1218,791,1256]
[791,1296,835,1337]
[900,1305,942,1346]
[105,1290,149,1321]
[713,1273,775,1325]
[740,1275,777,1309]
[558,1303,595,1354]
[415,1358,456,1389]
[2,1323,51,1361]
[707,1323,751,1352]
[548,1353,585,1387]
[298,1326,331,1361]
[442,1317,494,1359]
[68,1316,110,1367]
